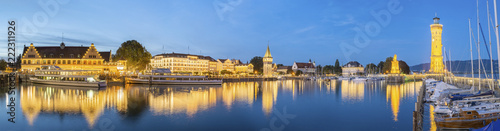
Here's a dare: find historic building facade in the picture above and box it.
[292,60,316,75]
[429,17,444,73]
[263,45,273,77]
[341,61,364,76]
[21,43,124,73]
[217,59,235,73]
[150,53,216,74]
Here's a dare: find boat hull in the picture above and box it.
[436,117,500,129]
[30,78,105,87]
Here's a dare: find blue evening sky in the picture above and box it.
[1,0,498,66]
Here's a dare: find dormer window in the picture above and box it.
[49,54,54,58]
[70,54,74,58]
[77,54,81,58]
[43,54,46,58]
[59,54,64,58]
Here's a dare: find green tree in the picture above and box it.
[286,68,293,74]
[316,65,322,75]
[113,40,152,72]
[250,56,263,74]
[334,59,342,75]
[382,57,393,74]
[365,63,377,74]
[295,70,303,76]
[323,65,334,74]
[0,59,7,70]
[220,70,233,75]
[399,60,410,74]
[377,61,384,74]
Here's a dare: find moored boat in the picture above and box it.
[29,66,106,87]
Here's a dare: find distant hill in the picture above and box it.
[410,59,499,74]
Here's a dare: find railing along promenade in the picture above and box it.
[418,73,498,90]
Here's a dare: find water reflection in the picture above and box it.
[15,80,423,130]
[21,85,106,127]
[148,85,218,117]
[341,80,365,102]
[385,82,422,122]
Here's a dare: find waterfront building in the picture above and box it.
[234,60,254,74]
[217,59,235,73]
[263,45,273,77]
[429,16,444,73]
[292,60,316,75]
[21,43,125,73]
[150,52,215,74]
[390,54,400,74]
[276,66,292,74]
[341,61,364,76]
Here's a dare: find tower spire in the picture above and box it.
[265,43,272,57]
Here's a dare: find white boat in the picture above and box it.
[337,77,351,80]
[30,66,106,87]
[352,77,368,81]
[128,75,222,85]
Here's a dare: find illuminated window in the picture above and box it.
[60,54,64,58]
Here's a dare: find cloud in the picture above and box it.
[323,14,356,26]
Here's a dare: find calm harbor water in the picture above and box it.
[0,80,427,131]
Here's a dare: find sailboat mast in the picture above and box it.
[443,47,448,82]
[494,0,500,83]
[488,0,494,81]
[470,18,475,87]
[478,0,482,89]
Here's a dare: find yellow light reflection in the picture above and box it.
[386,82,422,122]
[341,80,364,102]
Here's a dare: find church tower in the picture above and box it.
[429,16,444,73]
[263,45,273,77]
